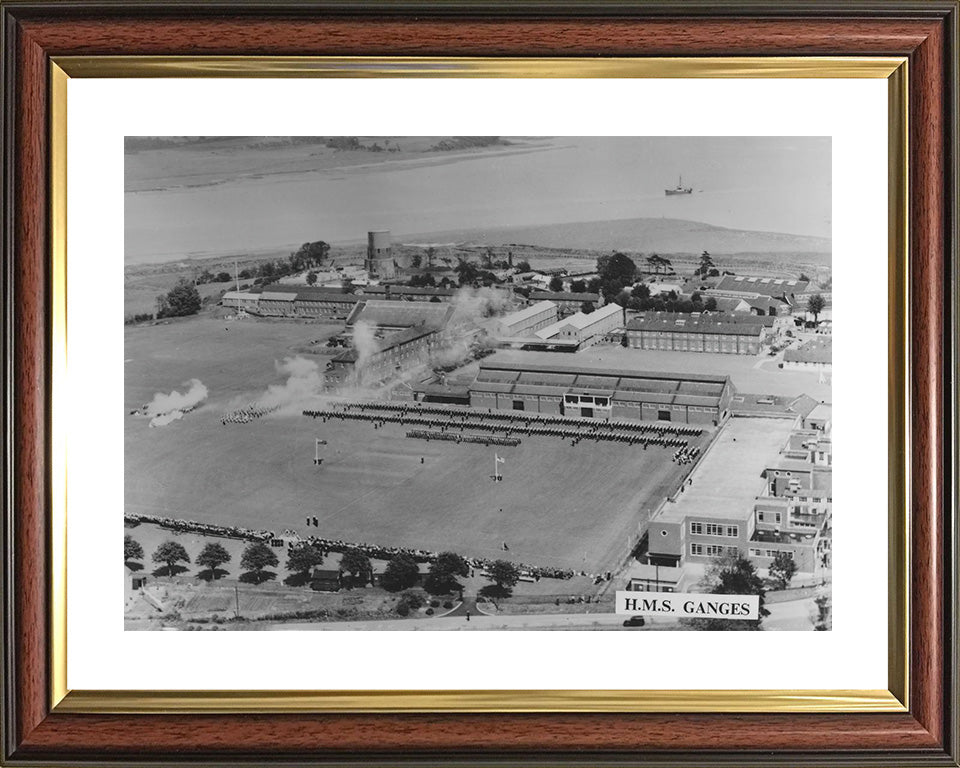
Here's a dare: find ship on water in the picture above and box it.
[664,175,693,196]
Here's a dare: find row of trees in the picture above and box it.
[234,241,331,284]
[125,536,522,596]
[379,550,520,596]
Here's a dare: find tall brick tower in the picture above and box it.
[365,230,395,279]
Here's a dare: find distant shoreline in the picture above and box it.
[124,215,831,273]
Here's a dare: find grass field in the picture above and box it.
[125,315,341,412]
[125,412,706,573]
[126,316,709,573]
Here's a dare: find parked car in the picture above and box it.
[622,616,646,628]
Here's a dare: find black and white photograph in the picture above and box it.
[123,135,833,631]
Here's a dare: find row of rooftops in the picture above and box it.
[625,311,773,336]
[345,300,454,329]
[472,359,731,406]
[248,283,463,302]
[527,290,601,303]
[713,275,811,295]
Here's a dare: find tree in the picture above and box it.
[704,297,718,311]
[799,272,810,282]
[285,543,323,576]
[411,253,423,269]
[690,291,702,304]
[806,293,826,323]
[291,240,330,271]
[124,535,143,563]
[381,553,420,592]
[682,551,769,631]
[216,271,231,283]
[455,259,481,286]
[597,251,637,285]
[156,278,202,319]
[241,542,279,584]
[424,551,469,595]
[515,260,531,273]
[645,253,672,276]
[151,541,190,575]
[305,270,318,286]
[768,551,798,590]
[339,548,372,584]
[548,275,565,292]
[581,301,595,314]
[486,559,521,595]
[696,250,716,277]
[196,542,231,578]
[569,279,586,293]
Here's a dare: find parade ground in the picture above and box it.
[125,409,708,572]
[127,315,712,573]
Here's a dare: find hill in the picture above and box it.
[401,217,831,259]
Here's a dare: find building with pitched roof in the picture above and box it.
[468,357,734,424]
[257,290,298,317]
[533,303,624,348]
[346,300,454,331]
[782,337,832,370]
[704,275,809,314]
[496,300,559,338]
[526,290,602,315]
[356,284,460,302]
[324,325,442,389]
[625,312,770,355]
[221,290,261,313]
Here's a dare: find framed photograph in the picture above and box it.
[2,1,957,765]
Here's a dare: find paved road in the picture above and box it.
[267,610,630,631]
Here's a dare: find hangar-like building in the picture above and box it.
[469,359,734,424]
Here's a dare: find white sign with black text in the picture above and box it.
[616,591,760,621]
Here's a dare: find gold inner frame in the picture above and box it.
[48,55,909,714]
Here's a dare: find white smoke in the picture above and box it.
[144,379,208,418]
[258,356,324,410]
[351,320,379,367]
[449,286,511,327]
[149,410,184,428]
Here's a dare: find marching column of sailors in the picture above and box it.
[221,403,280,425]
[304,401,703,450]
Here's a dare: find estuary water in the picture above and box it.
[124,136,831,265]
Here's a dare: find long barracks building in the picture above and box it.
[469,359,734,424]
[625,312,771,355]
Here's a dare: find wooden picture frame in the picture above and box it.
[2,1,957,764]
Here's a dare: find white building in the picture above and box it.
[534,303,624,348]
[496,300,558,338]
